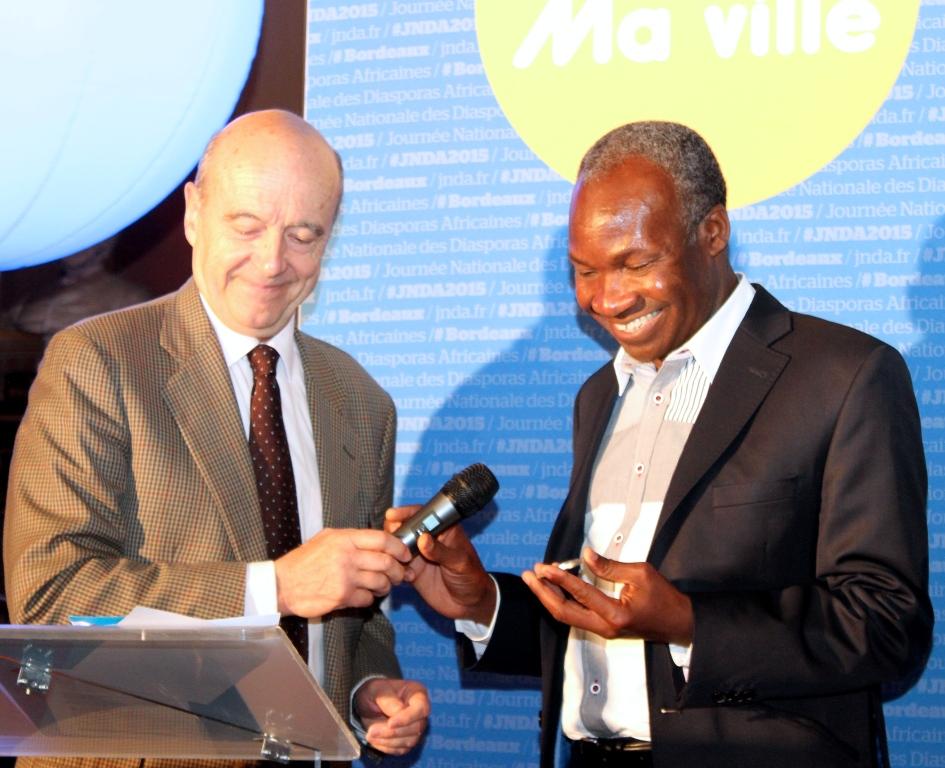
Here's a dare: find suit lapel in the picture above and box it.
[296,334,358,532]
[161,281,267,561]
[546,366,618,563]
[649,287,792,564]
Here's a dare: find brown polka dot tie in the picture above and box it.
[248,344,308,661]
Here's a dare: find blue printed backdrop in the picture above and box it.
[304,2,945,765]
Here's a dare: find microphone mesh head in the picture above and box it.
[443,463,499,517]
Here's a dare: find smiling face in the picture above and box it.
[184,111,341,340]
[568,155,734,367]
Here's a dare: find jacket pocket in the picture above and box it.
[711,478,797,509]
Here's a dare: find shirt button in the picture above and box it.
[589,682,601,695]
[634,462,645,475]
[653,392,664,404]
[614,533,624,544]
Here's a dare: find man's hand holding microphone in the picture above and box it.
[387,463,692,645]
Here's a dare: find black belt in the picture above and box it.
[567,737,653,767]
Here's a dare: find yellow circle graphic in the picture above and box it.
[476,0,918,208]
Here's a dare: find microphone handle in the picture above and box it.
[395,491,462,556]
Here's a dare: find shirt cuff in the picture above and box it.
[669,642,692,681]
[349,675,385,741]
[454,575,501,659]
[244,561,278,616]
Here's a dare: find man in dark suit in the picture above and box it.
[5,110,429,767]
[390,121,932,767]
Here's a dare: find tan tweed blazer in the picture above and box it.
[4,279,400,768]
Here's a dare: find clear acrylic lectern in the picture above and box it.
[0,624,359,763]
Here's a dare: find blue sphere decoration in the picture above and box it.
[0,1,264,270]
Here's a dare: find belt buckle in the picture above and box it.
[589,737,652,753]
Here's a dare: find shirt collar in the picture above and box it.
[199,294,300,377]
[612,274,755,395]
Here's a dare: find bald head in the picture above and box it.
[184,110,343,339]
[194,110,342,213]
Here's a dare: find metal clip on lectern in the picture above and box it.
[0,625,359,764]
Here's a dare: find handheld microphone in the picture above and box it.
[395,463,499,555]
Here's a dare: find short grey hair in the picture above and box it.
[577,121,727,235]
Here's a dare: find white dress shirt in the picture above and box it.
[200,297,326,683]
[561,276,755,741]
